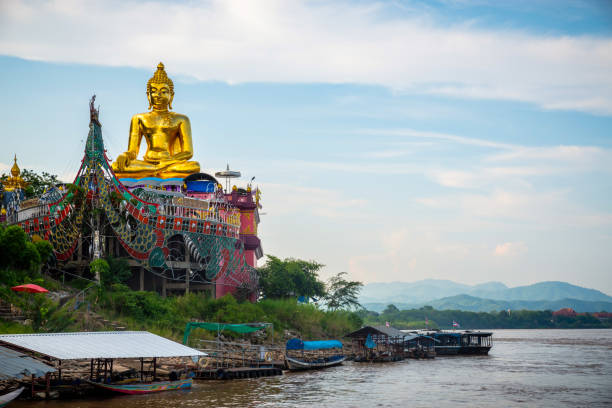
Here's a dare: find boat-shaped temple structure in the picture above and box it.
[1,64,264,301]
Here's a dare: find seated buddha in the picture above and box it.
[112,62,200,179]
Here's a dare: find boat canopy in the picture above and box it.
[286,338,343,350]
[183,322,271,344]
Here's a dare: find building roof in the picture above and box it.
[0,331,206,361]
[345,325,405,339]
[0,346,56,380]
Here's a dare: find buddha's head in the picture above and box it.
[147,62,174,111]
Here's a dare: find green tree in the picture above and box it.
[324,272,363,310]
[34,240,54,265]
[101,257,132,288]
[258,255,326,299]
[0,225,45,271]
[89,259,110,285]
[0,169,60,198]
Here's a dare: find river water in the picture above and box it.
[15,329,612,407]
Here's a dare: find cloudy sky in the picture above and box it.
[1,0,611,292]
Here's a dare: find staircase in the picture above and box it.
[0,299,25,322]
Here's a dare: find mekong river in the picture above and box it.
[15,329,612,407]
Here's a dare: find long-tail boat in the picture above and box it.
[285,338,345,371]
[0,387,23,407]
[87,378,192,395]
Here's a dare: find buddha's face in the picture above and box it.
[148,82,173,110]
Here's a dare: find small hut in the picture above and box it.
[345,325,405,362]
[403,334,437,359]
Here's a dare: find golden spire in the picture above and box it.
[10,154,20,178]
[4,154,26,192]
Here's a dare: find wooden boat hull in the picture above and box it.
[88,378,192,395]
[435,346,460,355]
[0,387,23,407]
[435,346,491,355]
[286,355,346,371]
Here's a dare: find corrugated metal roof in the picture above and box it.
[0,332,206,360]
[0,346,55,380]
[345,325,406,338]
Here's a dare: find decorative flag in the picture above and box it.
[385,321,390,327]
[452,320,460,328]
[425,316,429,327]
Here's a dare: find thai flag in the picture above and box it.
[452,320,460,328]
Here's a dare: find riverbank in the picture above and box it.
[9,329,612,408]
[359,305,612,330]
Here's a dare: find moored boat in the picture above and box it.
[285,339,345,371]
[88,378,192,395]
[422,330,492,355]
[285,354,346,370]
[0,387,24,407]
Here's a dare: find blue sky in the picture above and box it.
[1,0,611,293]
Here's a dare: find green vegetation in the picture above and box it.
[360,304,612,329]
[1,247,364,343]
[258,255,326,299]
[324,272,363,311]
[0,225,53,271]
[95,286,363,343]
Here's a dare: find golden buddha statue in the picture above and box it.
[112,62,200,179]
[3,155,27,192]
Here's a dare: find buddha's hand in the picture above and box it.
[115,153,131,171]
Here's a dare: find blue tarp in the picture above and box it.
[286,338,343,350]
[365,333,376,349]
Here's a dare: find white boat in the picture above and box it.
[285,355,346,371]
[0,387,24,407]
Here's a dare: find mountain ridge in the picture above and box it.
[359,280,612,310]
[362,294,612,313]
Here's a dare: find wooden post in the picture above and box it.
[45,372,50,399]
[58,360,62,382]
[153,357,157,380]
[139,267,144,291]
[90,359,94,379]
[185,248,190,294]
[185,271,190,294]
[31,374,35,398]
[104,359,108,382]
[140,358,144,381]
[110,359,113,381]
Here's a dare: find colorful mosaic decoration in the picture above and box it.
[14,97,258,294]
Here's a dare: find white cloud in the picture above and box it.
[1,0,611,114]
[416,189,612,228]
[486,145,612,167]
[494,241,528,257]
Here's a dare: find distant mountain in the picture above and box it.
[363,294,612,313]
[359,279,472,304]
[469,281,612,302]
[359,279,612,306]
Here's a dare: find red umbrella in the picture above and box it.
[11,284,49,294]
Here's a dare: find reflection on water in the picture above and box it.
[14,329,612,407]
